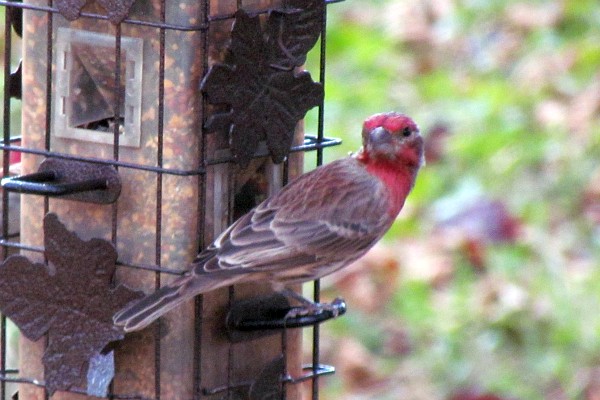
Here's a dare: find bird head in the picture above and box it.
[358,112,425,170]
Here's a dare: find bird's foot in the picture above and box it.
[284,297,345,320]
[226,291,346,334]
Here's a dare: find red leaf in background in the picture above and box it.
[323,244,400,313]
[435,196,520,270]
[584,367,600,400]
[424,122,451,164]
[334,338,386,391]
[449,388,510,400]
[437,198,520,244]
[381,323,412,357]
[583,167,600,226]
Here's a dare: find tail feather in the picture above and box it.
[113,284,187,332]
[113,272,234,332]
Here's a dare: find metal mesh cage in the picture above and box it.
[0,0,343,398]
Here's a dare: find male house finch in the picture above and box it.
[114,112,424,332]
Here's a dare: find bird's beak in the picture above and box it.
[368,127,393,151]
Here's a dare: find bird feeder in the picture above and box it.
[0,0,343,399]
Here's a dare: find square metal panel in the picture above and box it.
[53,28,143,147]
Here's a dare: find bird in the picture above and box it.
[113,111,425,332]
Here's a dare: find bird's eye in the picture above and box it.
[402,127,412,137]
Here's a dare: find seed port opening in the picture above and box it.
[53,28,143,147]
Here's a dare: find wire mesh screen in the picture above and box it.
[0,0,343,398]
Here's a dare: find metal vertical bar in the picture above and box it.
[43,0,53,216]
[281,157,289,398]
[0,315,4,400]
[194,1,210,398]
[112,25,122,154]
[111,24,122,245]
[227,286,234,400]
[311,277,321,400]
[44,335,49,400]
[44,7,54,399]
[227,8,239,397]
[2,0,13,258]
[154,2,167,398]
[1,6,12,400]
[315,7,327,167]
[111,23,123,398]
[312,2,328,399]
[44,2,52,153]
[282,159,289,186]
[280,326,288,400]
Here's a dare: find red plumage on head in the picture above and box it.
[359,112,423,167]
[362,112,418,135]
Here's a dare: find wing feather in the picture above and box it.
[195,158,393,282]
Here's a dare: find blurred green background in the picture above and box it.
[2,0,600,399]
[303,0,600,399]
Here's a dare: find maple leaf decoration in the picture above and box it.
[0,213,143,396]
[201,2,325,168]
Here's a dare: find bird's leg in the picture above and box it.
[281,288,345,320]
[280,287,315,306]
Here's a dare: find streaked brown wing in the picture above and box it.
[196,158,392,277]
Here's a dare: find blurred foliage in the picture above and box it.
[306,0,600,399]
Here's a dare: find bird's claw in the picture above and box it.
[284,297,346,320]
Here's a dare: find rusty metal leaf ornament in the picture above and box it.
[55,0,136,23]
[201,3,324,168]
[249,355,285,400]
[266,0,324,70]
[55,0,86,21]
[0,213,143,395]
